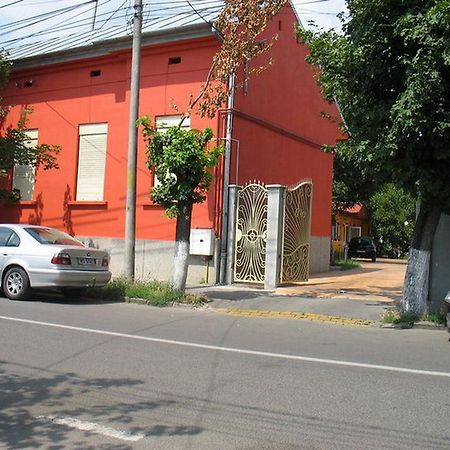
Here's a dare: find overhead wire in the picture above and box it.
[0,0,25,8]
[3,0,333,60]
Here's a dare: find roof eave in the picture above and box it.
[11,22,216,70]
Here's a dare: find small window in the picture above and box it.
[350,226,362,240]
[76,123,108,201]
[331,222,339,241]
[13,129,38,201]
[0,228,20,247]
[155,115,190,131]
[90,70,102,77]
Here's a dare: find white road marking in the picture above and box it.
[1,314,450,379]
[37,415,145,442]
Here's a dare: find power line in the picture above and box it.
[0,0,24,8]
[3,0,308,60]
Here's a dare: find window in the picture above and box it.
[350,226,362,240]
[13,129,38,201]
[155,115,190,132]
[76,123,108,201]
[0,227,20,247]
[25,227,83,246]
[331,222,339,241]
[153,115,190,187]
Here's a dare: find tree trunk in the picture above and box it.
[402,205,441,315]
[172,203,193,292]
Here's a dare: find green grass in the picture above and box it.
[333,259,361,270]
[382,308,447,327]
[87,278,208,307]
[381,308,417,327]
[422,311,447,326]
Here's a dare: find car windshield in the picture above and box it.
[359,238,373,245]
[25,227,84,247]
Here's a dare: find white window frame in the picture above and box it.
[13,129,38,201]
[76,123,108,201]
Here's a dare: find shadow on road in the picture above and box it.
[0,362,203,449]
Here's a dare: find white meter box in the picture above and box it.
[190,229,215,256]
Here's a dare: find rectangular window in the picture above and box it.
[76,123,108,201]
[331,222,339,241]
[153,115,190,187]
[13,129,38,201]
[349,226,362,241]
[155,115,190,132]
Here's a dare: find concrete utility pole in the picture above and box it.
[124,0,143,280]
[219,73,236,284]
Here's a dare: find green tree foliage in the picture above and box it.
[138,117,223,218]
[369,183,415,258]
[0,53,60,201]
[298,2,450,208]
[297,0,450,313]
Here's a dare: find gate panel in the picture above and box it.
[234,182,268,283]
[281,180,313,283]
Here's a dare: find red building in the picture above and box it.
[0,3,339,283]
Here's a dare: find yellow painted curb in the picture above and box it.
[212,308,375,327]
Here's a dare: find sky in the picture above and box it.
[0,0,348,59]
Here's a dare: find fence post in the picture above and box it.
[225,184,239,285]
[265,185,285,290]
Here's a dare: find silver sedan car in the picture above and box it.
[0,224,112,300]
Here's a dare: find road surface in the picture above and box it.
[1,297,449,449]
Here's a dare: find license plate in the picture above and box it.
[78,257,97,265]
[357,250,365,253]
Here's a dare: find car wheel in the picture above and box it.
[3,267,31,300]
[60,287,87,298]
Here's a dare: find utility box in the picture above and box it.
[190,229,215,256]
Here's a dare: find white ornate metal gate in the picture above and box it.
[234,182,268,283]
[281,180,313,283]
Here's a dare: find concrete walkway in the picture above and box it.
[189,259,406,324]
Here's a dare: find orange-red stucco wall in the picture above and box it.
[1,4,338,242]
[1,37,220,240]
[232,5,338,237]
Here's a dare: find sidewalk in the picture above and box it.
[189,259,406,325]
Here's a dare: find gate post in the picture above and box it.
[264,185,285,290]
[225,184,240,284]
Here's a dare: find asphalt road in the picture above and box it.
[1,296,449,449]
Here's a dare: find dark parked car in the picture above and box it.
[347,237,377,262]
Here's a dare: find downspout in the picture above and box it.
[218,72,236,284]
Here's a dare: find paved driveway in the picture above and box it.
[276,259,406,303]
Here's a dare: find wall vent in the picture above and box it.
[168,57,181,65]
[90,70,102,77]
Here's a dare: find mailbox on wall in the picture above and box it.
[190,229,215,256]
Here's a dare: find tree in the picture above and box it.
[297,0,450,314]
[139,121,222,291]
[1,52,60,201]
[368,183,415,258]
[139,0,287,292]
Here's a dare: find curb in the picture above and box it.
[210,307,376,327]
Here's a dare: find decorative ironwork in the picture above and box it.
[234,181,268,283]
[281,180,313,282]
